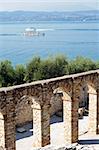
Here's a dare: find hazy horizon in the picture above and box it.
[0,0,98,12]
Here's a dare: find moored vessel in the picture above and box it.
[23,27,45,36]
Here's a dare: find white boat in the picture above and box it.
[23,27,45,36]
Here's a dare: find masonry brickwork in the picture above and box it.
[0,70,99,150]
[15,94,63,127]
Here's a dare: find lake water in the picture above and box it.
[0,21,99,66]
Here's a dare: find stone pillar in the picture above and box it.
[63,94,72,144]
[89,92,98,134]
[4,92,16,150]
[71,96,79,143]
[97,89,99,134]
[4,113,16,150]
[0,113,5,149]
[63,82,78,144]
[33,103,50,147]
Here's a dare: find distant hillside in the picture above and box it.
[0,10,99,22]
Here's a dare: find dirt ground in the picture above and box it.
[16,115,99,150]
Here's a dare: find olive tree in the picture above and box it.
[0,60,15,87]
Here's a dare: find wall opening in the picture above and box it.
[78,85,89,140]
[78,83,97,144]
[50,87,70,145]
[16,95,33,150]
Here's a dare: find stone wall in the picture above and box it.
[15,96,33,126]
[15,93,63,126]
[0,69,98,150]
[15,90,87,126]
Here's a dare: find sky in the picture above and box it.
[0,0,98,12]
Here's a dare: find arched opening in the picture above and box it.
[50,87,72,145]
[0,111,5,149]
[51,88,63,119]
[78,84,89,140]
[78,83,98,144]
[16,94,47,149]
[16,95,33,126]
[16,95,33,150]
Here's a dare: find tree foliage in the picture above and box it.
[0,55,98,87]
[25,57,41,82]
[95,61,99,69]
[14,64,26,85]
[0,60,15,87]
[39,55,69,79]
[68,56,96,74]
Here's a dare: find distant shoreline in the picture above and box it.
[0,10,99,23]
[0,21,99,24]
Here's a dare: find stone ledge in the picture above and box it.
[0,69,98,92]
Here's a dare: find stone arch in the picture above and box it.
[74,77,98,136]
[52,87,72,115]
[52,86,72,102]
[50,85,73,144]
[14,90,44,148]
[51,87,66,116]
[14,86,51,148]
[87,83,97,94]
[15,95,33,126]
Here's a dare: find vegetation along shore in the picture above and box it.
[0,55,99,87]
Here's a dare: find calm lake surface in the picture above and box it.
[0,21,99,66]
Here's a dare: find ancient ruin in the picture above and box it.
[0,69,99,150]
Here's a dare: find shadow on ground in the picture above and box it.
[16,115,63,141]
[50,115,63,124]
[16,122,33,140]
[79,139,99,145]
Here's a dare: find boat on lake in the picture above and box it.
[23,27,45,36]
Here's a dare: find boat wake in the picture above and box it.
[36,28,54,31]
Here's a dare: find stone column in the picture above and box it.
[88,91,98,134]
[4,92,16,150]
[4,113,16,150]
[0,113,5,149]
[63,80,78,144]
[32,100,50,147]
[63,94,72,144]
[97,89,99,134]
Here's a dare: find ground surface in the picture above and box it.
[16,115,99,150]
